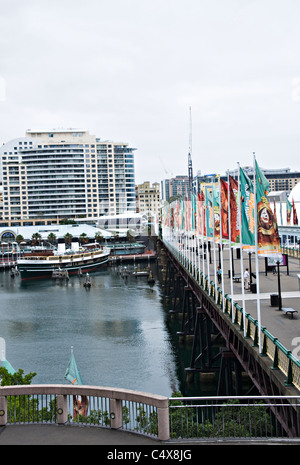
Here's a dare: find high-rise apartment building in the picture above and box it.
[0,129,136,223]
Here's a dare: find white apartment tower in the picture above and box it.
[0,129,136,221]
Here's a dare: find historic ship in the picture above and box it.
[17,238,110,281]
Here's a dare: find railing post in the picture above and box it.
[57,394,68,424]
[157,401,170,441]
[0,396,7,426]
[109,398,123,429]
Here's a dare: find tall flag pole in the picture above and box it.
[212,183,218,302]
[196,193,202,281]
[205,187,211,285]
[253,153,262,353]
[218,176,225,312]
[227,170,235,323]
[200,190,206,283]
[240,167,255,250]
[237,163,246,336]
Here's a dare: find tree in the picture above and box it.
[47,233,57,245]
[64,233,73,245]
[15,234,24,244]
[0,367,36,386]
[95,232,104,244]
[59,219,76,224]
[31,233,42,245]
[79,233,89,245]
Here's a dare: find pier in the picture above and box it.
[158,226,300,435]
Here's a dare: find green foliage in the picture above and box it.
[59,219,76,224]
[135,406,158,436]
[95,232,104,244]
[168,394,274,439]
[47,233,57,244]
[31,233,42,244]
[0,367,37,386]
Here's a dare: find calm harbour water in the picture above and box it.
[0,262,188,397]
[0,261,218,397]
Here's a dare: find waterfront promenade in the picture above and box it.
[216,250,300,353]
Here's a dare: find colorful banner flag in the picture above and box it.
[205,187,214,239]
[255,160,281,255]
[240,167,255,250]
[287,199,292,225]
[197,191,206,236]
[212,184,220,242]
[220,179,229,240]
[229,175,240,244]
[293,198,298,225]
[255,160,270,196]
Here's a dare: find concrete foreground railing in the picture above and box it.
[0,384,170,441]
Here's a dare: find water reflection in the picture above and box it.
[0,265,181,396]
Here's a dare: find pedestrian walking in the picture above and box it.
[217,266,222,284]
[244,268,250,290]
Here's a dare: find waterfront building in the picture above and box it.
[0,129,136,223]
[0,223,113,244]
[136,181,160,217]
[160,176,189,202]
[228,167,300,194]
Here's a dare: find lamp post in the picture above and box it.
[277,260,282,311]
[249,252,252,285]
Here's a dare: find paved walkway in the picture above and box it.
[0,424,161,445]
[211,251,300,352]
[1,424,299,446]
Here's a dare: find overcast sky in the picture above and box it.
[1,0,300,184]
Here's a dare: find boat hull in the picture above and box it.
[17,251,110,281]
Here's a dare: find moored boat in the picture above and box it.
[17,239,110,280]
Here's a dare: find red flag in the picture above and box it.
[220,179,229,240]
[229,176,239,243]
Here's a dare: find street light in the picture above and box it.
[277,260,282,311]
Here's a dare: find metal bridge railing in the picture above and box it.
[1,386,300,440]
[0,385,169,441]
[162,237,300,393]
[168,395,300,440]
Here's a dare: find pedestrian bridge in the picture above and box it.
[159,234,300,394]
